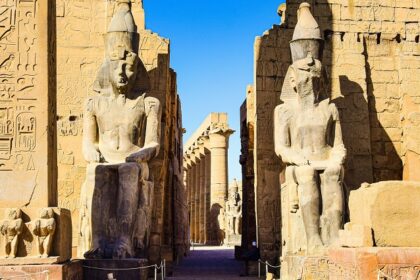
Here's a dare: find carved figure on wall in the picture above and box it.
[274,3,346,254]
[33,208,56,258]
[0,208,23,258]
[78,0,161,259]
[226,181,242,235]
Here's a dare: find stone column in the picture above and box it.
[190,162,196,242]
[194,155,201,243]
[199,153,206,243]
[209,129,234,243]
[205,151,212,244]
[185,163,192,242]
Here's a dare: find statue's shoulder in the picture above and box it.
[327,102,340,120]
[275,103,294,121]
[85,95,106,114]
[144,96,161,114]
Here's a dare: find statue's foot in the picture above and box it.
[113,238,131,259]
[9,255,16,259]
[84,248,104,259]
[307,237,325,255]
[4,255,9,259]
[42,254,48,258]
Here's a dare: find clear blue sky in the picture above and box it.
[143,0,285,182]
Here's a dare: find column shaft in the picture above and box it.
[194,159,200,243]
[190,163,196,242]
[205,153,211,244]
[208,131,231,244]
[199,155,206,243]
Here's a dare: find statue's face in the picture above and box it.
[290,55,322,100]
[109,50,138,94]
[40,208,53,219]
[7,208,20,220]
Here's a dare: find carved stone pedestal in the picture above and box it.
[0,261,82,280]
[281,247,420,280]
[225,234,241,246]
[0,208,71,263]
[82,259,148,280]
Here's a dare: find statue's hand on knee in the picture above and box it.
[84,147,102,163]
[126,149,149,163]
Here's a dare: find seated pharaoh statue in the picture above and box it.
[274,3,346,255]
[78,0,161,259]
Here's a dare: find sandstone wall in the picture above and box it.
[55,0,187,260]
[239,86,256,250]
[251,0,419,261]
[0,0,57,208]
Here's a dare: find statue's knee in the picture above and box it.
[119,162,140,175]
[295,166,316,183]
[324,166,342,182]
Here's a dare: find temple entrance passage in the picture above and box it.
[168,246,259,280]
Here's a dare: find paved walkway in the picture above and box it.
[168,245,259,280]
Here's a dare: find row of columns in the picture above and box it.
[184,129,233,244]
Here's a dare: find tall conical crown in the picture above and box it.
[290,3,324,62]
[106,0,138,55]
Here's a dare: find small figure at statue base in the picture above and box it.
[33,208,56,258]
[0,208,23,259]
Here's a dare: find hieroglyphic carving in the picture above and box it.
[0,0,38,173]
[379,265,420,280]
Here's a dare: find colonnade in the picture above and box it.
[183,113,234,245]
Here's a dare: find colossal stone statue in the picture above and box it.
[274,3,346,254]
[78,0,161,259]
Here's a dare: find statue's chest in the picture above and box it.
[293,108,330,139]
[95,98,145,132]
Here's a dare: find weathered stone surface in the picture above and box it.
[281,247,420,280]
[239,86,257,252]
[339,223,374,248]
[0,261,82,280]
[349,181,420,247]
[0,0,57,208]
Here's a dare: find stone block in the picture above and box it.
[339,223,374,247]
[395,7,418,21]
[0,207,71,264]
[82,259,148,280]
[329,247,420,280]
[349,181,420,247]
[0,260,82,280]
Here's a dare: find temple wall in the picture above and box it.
[239,86,256,250]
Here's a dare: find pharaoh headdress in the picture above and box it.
[93,0,150,97]
[280,3,329,104]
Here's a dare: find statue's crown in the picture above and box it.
[290,3,324,62]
